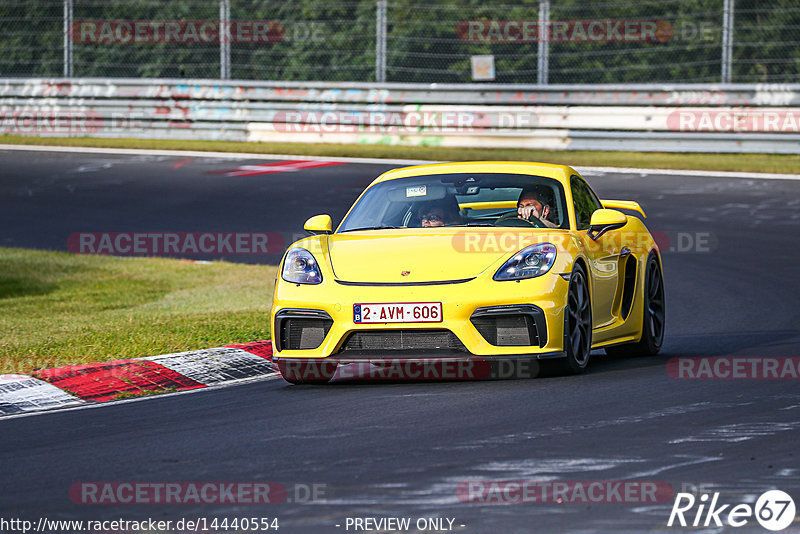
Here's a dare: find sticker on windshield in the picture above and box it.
[406,185,427,197]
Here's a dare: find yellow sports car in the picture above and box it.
[272,161,664,384]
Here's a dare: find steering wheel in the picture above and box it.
[493,209,546,228]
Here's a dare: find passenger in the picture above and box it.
[416,199,461,227]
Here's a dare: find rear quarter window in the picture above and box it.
[570,175,603,230]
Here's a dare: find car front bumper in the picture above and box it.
[271,271,570,360]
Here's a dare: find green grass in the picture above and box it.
[3,135,800,174]
[0,247,276,375]
[114,388,177,400]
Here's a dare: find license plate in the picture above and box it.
[353,302,442,324]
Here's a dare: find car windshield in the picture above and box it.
[338,173,569,232]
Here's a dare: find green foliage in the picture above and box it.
[0,0,797,82]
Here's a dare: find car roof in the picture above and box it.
[371,161,579,185]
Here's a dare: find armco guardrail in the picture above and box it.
[2,79,800,153]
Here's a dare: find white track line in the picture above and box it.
[2,143,800,180]
[576,165,800,181]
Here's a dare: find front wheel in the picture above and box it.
[558,264,592,374]
[605,253,665,358]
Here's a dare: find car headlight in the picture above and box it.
[282,248,323,284]
[493,243,557,281]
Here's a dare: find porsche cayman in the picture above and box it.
[271,161,665,384]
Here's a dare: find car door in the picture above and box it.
[570,175,620,328]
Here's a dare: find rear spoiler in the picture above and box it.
[601,200,646,219]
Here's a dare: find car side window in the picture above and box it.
[570,175,603,230]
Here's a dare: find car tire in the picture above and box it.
[557,263,592,374]
[605,253,665,358]
[277,359,338,385]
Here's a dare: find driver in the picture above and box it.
[516,187,558,228]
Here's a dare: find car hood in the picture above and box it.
[327,229,558,283]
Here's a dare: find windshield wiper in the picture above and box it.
[340,225,399,232]
[449,222,494,227]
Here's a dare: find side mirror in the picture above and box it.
[588,209,627,240]
[304,214,332,235]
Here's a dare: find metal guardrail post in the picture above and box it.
[376,0,387,83]
[220,0,231,80]
[537,0,550,85]
[721,0,734,83]
[63,0,73,77]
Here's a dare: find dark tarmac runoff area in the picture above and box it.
[1,147,799,533]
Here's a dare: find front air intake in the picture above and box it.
[339,330,467,353]
[275,309,333,351]
[470,305,547,347]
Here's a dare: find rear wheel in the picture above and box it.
[277,359,338,385]
[558,264,592,374]
[605,253,665,358]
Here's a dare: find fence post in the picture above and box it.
[537,0,550,85]
[220,0,231,79]
[721,0,734,83]
[375,0,387,82]
[63,0,73,77]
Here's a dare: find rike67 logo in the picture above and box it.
[668,490,796,531]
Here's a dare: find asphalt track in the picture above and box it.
[2,148,800,533]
